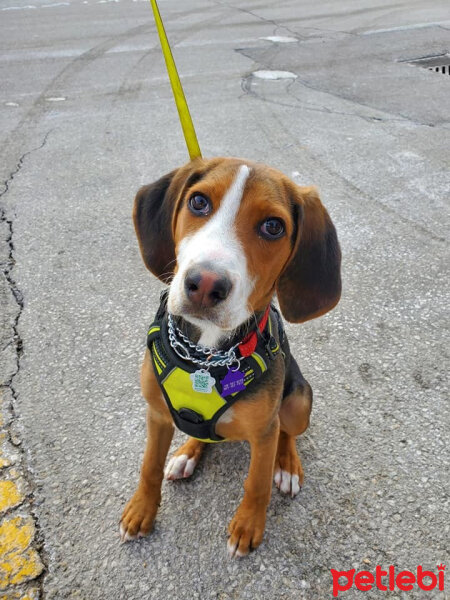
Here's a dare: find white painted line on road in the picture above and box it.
[105,42,153,54]
[253,70,297,80]
[1,45,154,61]
[1,4,37,9]
[260,36,298,43]
[46,96,66,102]
[1,0,153,8]
[362,21,450,34]
[176,38,261,48]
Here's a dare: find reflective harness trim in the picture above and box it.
[147,297,283,443]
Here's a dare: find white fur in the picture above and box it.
[198,322,227,348]
[168,165,254,347]
[164,454,198,480]
[281,470,292,494]
[274,469,301,498]
[119,522,146,543]
[217,406,234,425]
[227,538,247,558]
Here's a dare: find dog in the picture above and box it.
[120,157,341,557]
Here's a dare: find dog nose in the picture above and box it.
[184,266,232,308]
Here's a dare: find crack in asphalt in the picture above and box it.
[240,71,411,125]
[212,0,301,39]
[0,129,53,597]
[212,0,361,40]
[1,130,52,385]
[238,49,446,130]
[0,129,53,198]
[287,75,444,129]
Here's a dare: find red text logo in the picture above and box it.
[330,564,445,597]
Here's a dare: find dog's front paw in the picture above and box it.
[119,489,159,542]
[227,503,266,558]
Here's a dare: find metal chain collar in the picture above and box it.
[167,313,241,369]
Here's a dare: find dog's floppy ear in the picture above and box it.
[276,184,341,323]
[133,169,180,282]
[133,160,210,282]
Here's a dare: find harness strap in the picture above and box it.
[147,293,284,442]
[238,306,271,358]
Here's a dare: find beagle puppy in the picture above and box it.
[120,157,341,557]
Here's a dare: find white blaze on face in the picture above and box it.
[168,164,253,343]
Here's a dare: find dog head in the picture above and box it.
[133,157,341,337]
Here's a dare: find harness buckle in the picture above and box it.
[178,408,204,424]
[265,336,280,360]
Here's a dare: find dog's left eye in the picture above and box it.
[259,218,285,239]
[189,193,211,216]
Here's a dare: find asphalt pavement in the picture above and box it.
[1,0,449,598]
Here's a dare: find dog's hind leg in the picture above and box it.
[274,431,304,497]
[164,438,206,480]
[275,358,312,497]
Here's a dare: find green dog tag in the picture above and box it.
[190,369,215,393]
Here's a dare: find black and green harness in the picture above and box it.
[147,292,284,442]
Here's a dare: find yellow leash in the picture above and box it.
[149,0,202,160]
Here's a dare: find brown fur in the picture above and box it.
[121,157,341,555]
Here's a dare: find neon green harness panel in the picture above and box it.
[147,306,281,442]
[162,368,227,421]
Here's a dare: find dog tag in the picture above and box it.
[190,369,215,394]
[220,368,246,397]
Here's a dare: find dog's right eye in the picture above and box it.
[188,194,211,216]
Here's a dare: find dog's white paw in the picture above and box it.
[274,468,301,497]
[227,538,247,559]
[119,521,146,543]
[164,454,198,480]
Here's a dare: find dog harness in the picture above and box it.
[147,291,284,442]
